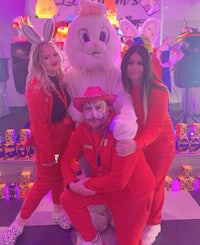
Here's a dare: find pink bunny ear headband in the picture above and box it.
[22,18,55,44]
[119,18,160,53]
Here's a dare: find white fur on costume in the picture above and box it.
[64,0,137,140]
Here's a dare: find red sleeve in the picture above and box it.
[135,88,169,150]
[60,130,83,186]
[151,48,162,80]
[26,82,55,164]
[84,149,140,193]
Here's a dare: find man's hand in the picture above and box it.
[115,139,137,156]
[69,178,96,196]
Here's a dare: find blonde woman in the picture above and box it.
[3,21,74,245]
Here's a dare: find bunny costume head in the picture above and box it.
[64,0,121,71]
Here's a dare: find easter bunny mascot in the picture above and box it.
[119,17,183,90]
[63,0,138,232]
[64,0,137,140]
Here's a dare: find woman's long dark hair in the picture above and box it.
[121,44,168,122]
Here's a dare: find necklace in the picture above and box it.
[51,80,72,125]
[51,82,67,110]
[94,126,108,167]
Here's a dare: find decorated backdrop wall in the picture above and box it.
[0,0,200,109]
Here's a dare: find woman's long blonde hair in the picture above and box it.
[26,41,65,95]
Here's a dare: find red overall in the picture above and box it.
[20,78,74,219]
[60,122,155,245]
[132,83,175,225]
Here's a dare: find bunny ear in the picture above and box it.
[22,25,42,44]
[43,19,55,42]
[139,18,160,45]
[119,19,138,38]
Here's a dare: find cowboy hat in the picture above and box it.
[73,86,116,112]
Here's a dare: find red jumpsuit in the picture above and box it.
[132,83,175,225]
[20,77,74,219]
[60,121,155,245]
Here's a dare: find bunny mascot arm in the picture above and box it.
[64,0,138,141]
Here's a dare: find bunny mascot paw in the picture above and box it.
[110,91,138,141]
[88,205,112,232]
[110,106,138,141]
[63,0,138,231]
